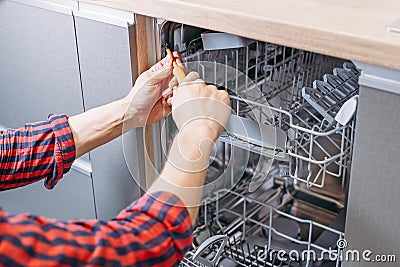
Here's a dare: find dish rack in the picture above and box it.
[174,38,359,267]
[181,176,345,267]
[182,41,359,189]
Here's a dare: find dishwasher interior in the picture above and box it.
[158,22,359,267]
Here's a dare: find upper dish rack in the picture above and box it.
[182,40,359,189]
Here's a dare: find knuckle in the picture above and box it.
[188,71,200,80]
[219,90,229,97]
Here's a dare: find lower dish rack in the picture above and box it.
[180,176,345,267]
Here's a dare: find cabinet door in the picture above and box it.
[0,1,84,127]
[73,16,143,220]
[0,1,96,219]
[0,169,96,220]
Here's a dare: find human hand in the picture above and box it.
[123,52,183,129]
[169,72,231,143]
[150,72,230,215]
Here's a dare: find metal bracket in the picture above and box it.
[71,158,92,177]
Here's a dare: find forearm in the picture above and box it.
[0,191,192,266]
[68,97,136,158]
[149,126,216,224]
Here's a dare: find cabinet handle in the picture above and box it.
[73,2,134,27]
[71,158,92,177]
[8,0,77,15]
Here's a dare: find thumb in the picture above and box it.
[175,72,205,92]
[180,71,201,84]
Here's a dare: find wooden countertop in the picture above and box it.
[81,0,400,70]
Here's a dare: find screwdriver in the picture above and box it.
[166,48,186,83]
[162,48,186,98]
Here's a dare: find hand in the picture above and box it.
[150,73,230,219]
[169,72,231,143]
[123,52,182,129]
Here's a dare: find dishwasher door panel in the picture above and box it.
[344,85,400,266]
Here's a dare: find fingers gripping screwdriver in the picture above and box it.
[162,48,187,98]
[166,48,186,83]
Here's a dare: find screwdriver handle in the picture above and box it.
[172,61,186,83]
[166,48,186,83]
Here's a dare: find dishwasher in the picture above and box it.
[153,21,360,267]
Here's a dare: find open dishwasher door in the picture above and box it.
[145,20,359,267]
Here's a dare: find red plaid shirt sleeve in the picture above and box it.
[0,191,193,266]
[0,115,193,266]
[0,114,75,190]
